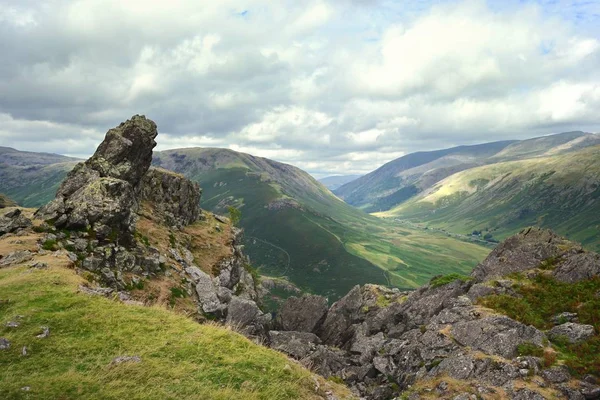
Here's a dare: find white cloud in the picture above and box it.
[0,0,599,176]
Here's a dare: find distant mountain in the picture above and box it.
[0,146,80,166]
[0,147,81,207]
[0,144,490,298]
[152,148,488,297]
[377,143,600,251]
[318,175,362,190]
[335,131,600,214]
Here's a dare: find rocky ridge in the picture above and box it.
[2,116,599,399]
[2,116,265,330]
[263,227,600,399]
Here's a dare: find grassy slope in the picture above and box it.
[153,149,489,298]
[0,162,76,207]
[0,263,350,400]
[379,145,600,250]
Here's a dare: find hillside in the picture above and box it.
[0,145,490,299]
[336,131,600,213]
[378,145,600,250]
[318,175,362,190]
[152,148,489,298]
[0,194,16,208]
[0,217,349,400]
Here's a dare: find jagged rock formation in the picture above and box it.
[33,116,264,330]
[140,168,201,228]
[0,209,32,237]
[264,228,600,399]
[36,115,157,243]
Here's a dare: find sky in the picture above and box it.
[1,0,599,177]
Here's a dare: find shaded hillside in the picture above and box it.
[153,148,489,298]
[335,140,515,212]
[0,162,77,207]
[0,146,80,166]
[379,145,600,251]
[0,142,490,299]
[336,131,600,213]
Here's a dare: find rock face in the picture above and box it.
[470,227,580,283]
[276,294,328,333]
[31,115,266,339]
[140,168,201,228]
[0,194,17,208]
[548,322,595,344]
[264,228,600,400]
[0,209,32,237]
[37,115,158,243]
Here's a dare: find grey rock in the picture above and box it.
[548,322,595,344]
[303,345,350,378]
[553,252,600,283]
[194,269,223,314]
[541,366,571,383]
[0,250,33,267]
[226,297,270,336]
[36,326,50,339]
[551,312,579,325]
[6,321,19,328]
[582,386,600,400]
[318,285,362,346]
[471,227,576,283]
[0,208,32,236]
[79,285,114,297]
[140,168,201,228]
[451,315,546,358]
[0,338,10,350]
[269,330,321,359]
[349,327,385,364]
[511,389,546,400]
[277,294,328,333]
[111,355,142,365]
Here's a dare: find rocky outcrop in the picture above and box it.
[36,115,158,243]
[276,294,328,333]
[0,209,32,237]
[31,116,265,335]
[140,168,201,228]
[548,322,595,344]
[470,227,581,282]
[265,228,600,399]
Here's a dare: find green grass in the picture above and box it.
[479,273,600,376]
[381,145,600,251]
[429,273,473,288]
[0,265,350,399]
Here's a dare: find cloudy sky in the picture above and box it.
[1,0,599,177]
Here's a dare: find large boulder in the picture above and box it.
[0,209,32,236]
[140,168,201,228]
[276,294,328,333]
[471,227,580,283]
[36,115,158,242]
[451,315,546,359]
[553,252,600,283]
[268,331,321,359]
[548,322,595,344]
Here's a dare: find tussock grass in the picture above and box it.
[0,265,351,399]
[479,273,600,376]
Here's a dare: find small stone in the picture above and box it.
[6,321,19,328]
[111,355,142,365]
[548,322,595,344]
[21,387,30,392]
[437,381,449,392]
[551,312,578,325]
[0,338,10,350]
[22,346,27,356]
[36,326,50,339]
